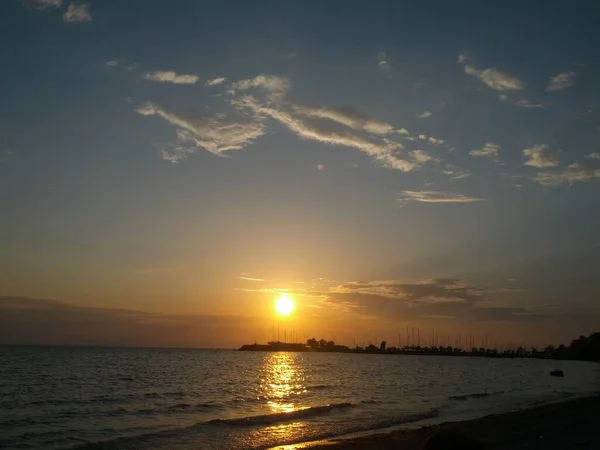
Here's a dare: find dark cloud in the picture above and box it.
[0,297,258,348]
[325,278,550,323]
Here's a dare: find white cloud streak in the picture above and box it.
[239,276,265,282]
[522,144,559,168]
[377,51,390,71]
[232,95,416,172]
[399,190,485,204]
[143,71,199,85]
[499,95,545,108]
[470,142,500,159]
[419,111,433,119]
[63,3,92,22]
[135,102,265,161]
[546,71,576,92]
[409,150,436,163]
[293,105,394,135]
[534,154,600,186]
[205,77,227,87]
[464,65,524,91]
[230,74,290,99]
[27,0,62,9]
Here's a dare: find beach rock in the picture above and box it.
[550,369,564,377]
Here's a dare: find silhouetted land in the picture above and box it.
[239,332,600,362]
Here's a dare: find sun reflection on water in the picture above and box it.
[260,352,308,413]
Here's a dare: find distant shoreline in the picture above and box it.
[272,394,600,450]
[238,342,598,362]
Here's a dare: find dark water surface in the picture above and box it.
[1,346,599,449]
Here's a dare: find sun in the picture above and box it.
[275,294,295,316]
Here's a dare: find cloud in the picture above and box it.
[499,95,545,108]
[232,95,415,172]
[230,74,290,99]
[135,102,265,160]
[105,60,119,68]
[377,51,390,71]
[143,71,199,85]
[419,111,433,119]
[26,0,62,9]
[464,65,524,91]
[442,165,471,180]
[317,163,325,170]
[522,144,559,168]
[399,190,485,204]
[457,52,468,64]
[534,156,600,186]
[292,105,394,135]
[324,278,549,323]
[239,276,265,282]
[0,296,257,348]
[470,142,500,159]
[205,77,227,87]
[409,150,436,164]
[63,3,92,22]
[547,71,576,91]
[415,134,446,146]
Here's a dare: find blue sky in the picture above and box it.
[0,0,599,347]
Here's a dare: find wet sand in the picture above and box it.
[279,395,600,450]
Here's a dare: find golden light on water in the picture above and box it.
[261,352,307,414]
[274,294,295,316]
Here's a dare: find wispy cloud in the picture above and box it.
[470,142,500,159]
[409,150,437,163]
[239,276,265,282]
[418,111,433,119]
[522,144,559,168]
[377,51,390,71]
[205,77,227,87]
[105,60,119,68]
[317,163,325,170]
[63,3,92,22]
[463,65,524,91]
[293,105,394,135]
[499,95,545,108]
[230,74,290,99]
[143,71,199,85]
[26,0,62,9]
[546,71,576,91]
[534,154,600,186]
[232,95,415,172]
[442,165,471,181]
[135,102,265,161]
[399,190,485,204]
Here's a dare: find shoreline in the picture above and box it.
[272,394,600,450]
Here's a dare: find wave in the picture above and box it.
[449,391,504,401]
[208,402,354,426]
[68,407,439,450]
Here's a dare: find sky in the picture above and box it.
[1,0,599,348]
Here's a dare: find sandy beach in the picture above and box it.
[280,395,600,450]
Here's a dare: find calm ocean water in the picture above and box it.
[1,346,599,450]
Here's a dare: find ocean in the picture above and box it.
[1,346,599,449]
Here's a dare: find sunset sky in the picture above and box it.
[1,0,599,348]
